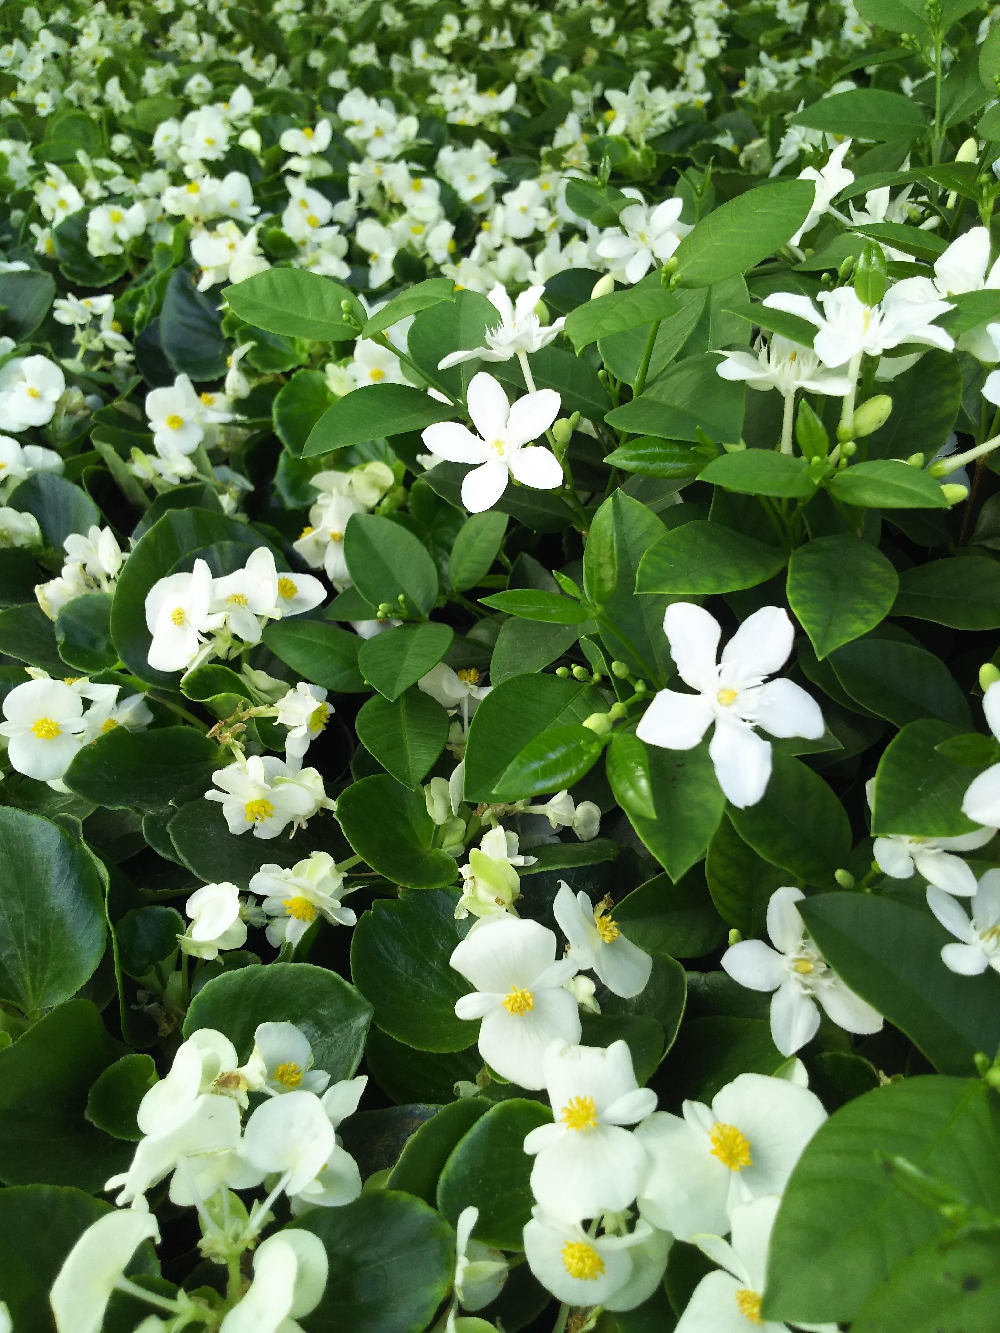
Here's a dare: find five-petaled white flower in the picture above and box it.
[449,915,580,1088]
[596,198,689,284]
[421,371,562,513]
[869,777,995,897]
[716,335,854,398]
[636,603,825,808]
[0,677,86,781]
[927,872,1000,976]
[636,1072,827,1241]
[438,283,565,368]
[553,881,652,998]
[523,1210,670,1312]
[722,886,883,1055]
[145,558,218,673]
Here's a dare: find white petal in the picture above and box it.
[711,1072,827,1198]
[816,977,883,1035]
[926,886,975,942]
[709,718,772,808]
[983,681,1000,740]
[663,602,721,692]
[635,1112,730,1241]
[530,1124,649,1221]
[872,837,915,879]
[770,979,820,1055]
[462,459,509,513]
[477,989,581,1089]
[450,915,558,993]
[722,940,786,993]
[941,942,990,974]
[507,444,562,490]
[746,679,824,740]
[466,371,511,440]
[594,934,654,999]
[763,291,823,326]
[915,849,978,897]
[505,389,561,448]
[421,421,487,464]
[636,688,713,751]
[721,606,794,684]
[766,886,806,954]
[963,765,1000,826]
[673,1271,762,1333]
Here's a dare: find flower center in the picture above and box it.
[244,798,275,823]
[793,958,814,974]
[490,437,506,455]
[310,703,330,732]
[165,413,184,429]
[457,667,481,685]
[277,577,298,598]
[170,607,186,626]
[503,985,534,1015]
[227,592,249,606]
[735,1289,763,1324]
[595,910,619,943]
[709,1121,753,1171]
[561,1095,598,1132]
[110,209,123,223]
[561,1241,604,1280]
[273,1061,303,1089]
[329,530,344,542]
[717,687,739,707]
[369,366,386,381]
[30,716,61,740]
[201,392,216,405]
[26,386,41,399]
[283,895,318,921]
[299,526,314,538]
[102,718,119,733]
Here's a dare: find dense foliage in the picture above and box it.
[2,0,1000,1328]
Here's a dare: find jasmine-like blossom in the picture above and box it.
[553,882,652,998]
[927,873,1000,976]
[437,283,565,367]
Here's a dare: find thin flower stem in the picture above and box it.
[113,1277,186,1316]
[838,352,863,438]
[779,391,795,455]
[551,1302,571,1333]
[929,431,1000,476]
[245,1170,293,1241]
[373,332,458,406]
[517,350,537,394]
[632,319,661,400]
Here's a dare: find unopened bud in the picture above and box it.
[581,711,613,736]
[728,928,743,946]
[851,394,892,438]
[591,274,615,300]
[942,483,969,505]
[837,254,855,283]
[906,452,926,468]
[341,299,353,314]
[841,441,857,457]
[834,868,856,889]
[534,298,550,324]
[572,665,590,681]
[980,662,1000,691]
[722,440,746,453]
[377,603,393,615]
[608,701,627,721]
[552,418,574,446]
[956,136,979,163]
[556,666,571,678]
[660,256,678,287]
[633,678,648,694]
[611,660,630,678]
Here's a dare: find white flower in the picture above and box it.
[281,120,333,157]
[678,1196,838,1333]
[191,220,269,289]
[449,914,580,1089]
[596,199,689,284]
[249,851,357,947]
[275,681,332,761]
[349,338,409,388]
[0,355,65,430]
[210,546,283,644]
[553,882,652,999]
[527,790,601,841]
[289,1076,367,1210]
[716,335,854,397]
[523,1211,670,1312]
[293,493,361,585]
[764,281,955,369]
[524,1039,657,1221]
[636,604,825,808]
[962,682,1000,825]
[438,283,565,368]
[453,1207,508,1313]
[927,873,1000,975]
[49,1206,160,1333]
[417,662,491,725]
[145,558,218,673]
[205,754,332,839]
[79,683,154,744]
[243,1089,335,1196]
[86,201,146,257]
[789,139,854,245]
[181,881,248,959]
[0,434,63,490]
[870,781,994,897]
[356,217,397,287]
[144,373,208,455]
[723,887,883,1055]
[63,525,124,584]
[636,1072,827,1241]
[421,371,562,513]
[0,677,86,780]
[240,1022,332,1097]
[220,1230,328,1333]
[455,826,533,921]
[0,506,41,547]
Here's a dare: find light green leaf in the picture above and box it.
[491,723,605,800]
[225,267,364,340]
[361,278,457,338]
[605,353,744,443]
[489,619,581,684]
[852,1232,1000,1333]
[699,450,817,498]
[792,88,928,140]
[565,280,693,353]
[603,436,716,478]
[480,590,590,624]
[829,460,949,509]
[672,180,816,288]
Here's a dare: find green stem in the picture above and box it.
[113,1277,186,1316]
[146,691,211,733]
[551,1303,571,1333]
[374,333,458,406]
[932,31,945,166]
[227,1252,244,1303]
[632,319,661,400]
[779,391,795,455]
[838,353,863,439]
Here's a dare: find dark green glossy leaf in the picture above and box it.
[792,88,928,140]
[673,180,816,287]
[787,535,899,657]
[263,619,368,693]
[54,593,117,673]
[65,726,221,813]
[355,689,449,788]
[344,514,439,618]
[829,639,971,730]
[305,384,456,456]
[337,775,459,889]
[615,867,728,960]
[491,723,604,801]
[706,815,788,937]
[8,472,100,554]
[637,520,788,595]
[358,622,454,700]
[871,719,982,837]
[893,556,1000,629]
[85,1054,158,1141]
[480,589,590,624]
[386,1098,490,1204]
[449,512,508,592]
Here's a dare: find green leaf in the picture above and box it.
[491,723,605,800]
[854,0,931,33]
[0,549,41,608]
[0,807,106,1013]
[115,905,183,983]
[185,962,372,1081]
[225,267,364,341]
[362,278,457,338]
[407,289,495,401]
[85,1054,158,1141]
[893,557,1000,629]
[0,602,72,675]
[659,1015,784,1105]
[273,369,333,455]
[305,384,456,456]
[706,814,789,937]
[603,436,716,478]
[365,1029,480,1106]
[345,514,439,619]
[358,623,454,700]
[54,593,117,673]
[598,289,709,388]
[386,1098,491,1204]
[0,269,55,342]
[565,281,693,353]
[935,732,1000,767]
[728,753,851,888]
[351,889,471,1051]
[871,718,982,837]
[421,460,572,532]
[829,460,949,509]
[492,344,612,422]
[449,512,508,592]
[605,353,744,443]
[168,800,349,889]
[464,675,604,802]
[763,1078,1000,1324]
[615,867,728,960]
[850,221,948,262]
[292,1191,454,1333]
[65,726,222,813]
[792,88,928,141]
[726,299,823,349]
[852,1232,1000,1333]
[607,731,727,881]
[355,689,449,788]
[828,639,971,730]
[489,618,581,684]
[337,775,459,890]
[263,619,368,692]
[864,350,962,460]
[699,450,817,498]
[787,535,899,658]
[636,520,789,595]
[480,590,591,624]
[672,181,816,288]
[520,838,619,876]
[800,894,1000,1076]
[437,1098,552,1249]
[160,269,227,380]
[7,471,100,555]
[0,1000,130,1190]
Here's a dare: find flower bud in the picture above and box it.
[851,394,892,438]
[980,663,1000,691]
[956,136,979,163]
[556,666,570,678]
[591,274,615,300]
[837,254,855,283]
[534,298,550,324]
[942,483,969,505]
[238,128,262,154]
[841,441,857,457]
[728,928,743,946]
[552,418,574,446]
[906,452,926,468]
[834,868,856,889]
[608,701,627,721]
[572,665,590,681]
[611,661,630,677]
[581,712,613,736]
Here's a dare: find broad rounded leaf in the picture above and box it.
[359,622,455,700]
[344,514,439,619]
[65,726,222,812]
[336,774,459,889]
[787,535,898,658]
[637,520,789,595]
[263,619,368,693]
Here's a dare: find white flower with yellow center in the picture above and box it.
[275,681,333,762]
[144,372,208,456]
[927,872,1000,976]
[449,915,580,1089]
[348,338,409,389]
[209,546,283,645]
[553,882,652,999]
[0,354,65,430]
[239,1021,332,1098]
[219,1230,328,1333]
[523,1210,670,1312]
[636,1072,827,1241]
[722,886,883,1055]
[205,754,330,839]
[78,683,153,744]
[249,851,357,946]
[292,491,362,586]
[145,558,218,673]
[180,881,248,959]
[274,568,326,618]
[0,677,86,780]
[0,434,63,495]
[595,198,689,284]
[286,1075,367,1211]
[524,1039,657,1222]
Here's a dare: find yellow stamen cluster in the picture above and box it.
[31,716,61,740]
[561,1095,598,1132]
[503,985,534,1015]
[273,1061,303,1089]
[283,895,318,922]
[709,1122,753,1171]
[457,668,481,685]
[277,577,298,599]
[561,1241,605,1280]
[244,798,275,823]
[735,1289,763,1324]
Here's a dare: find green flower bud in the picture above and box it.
[556,666,571,678]
[591,274,615,300]
[906,452,926,468]
[834,868,856,889]
[980,663,1000,691]
[728,928,743,946]
[581,712,613,736]
[552,418,574,446]
[572,665,590,681]
[841,441,857,457]
[941,483,969,505]
[608,701,627,721]
[851,394,892,438]
[611,661,630,678]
